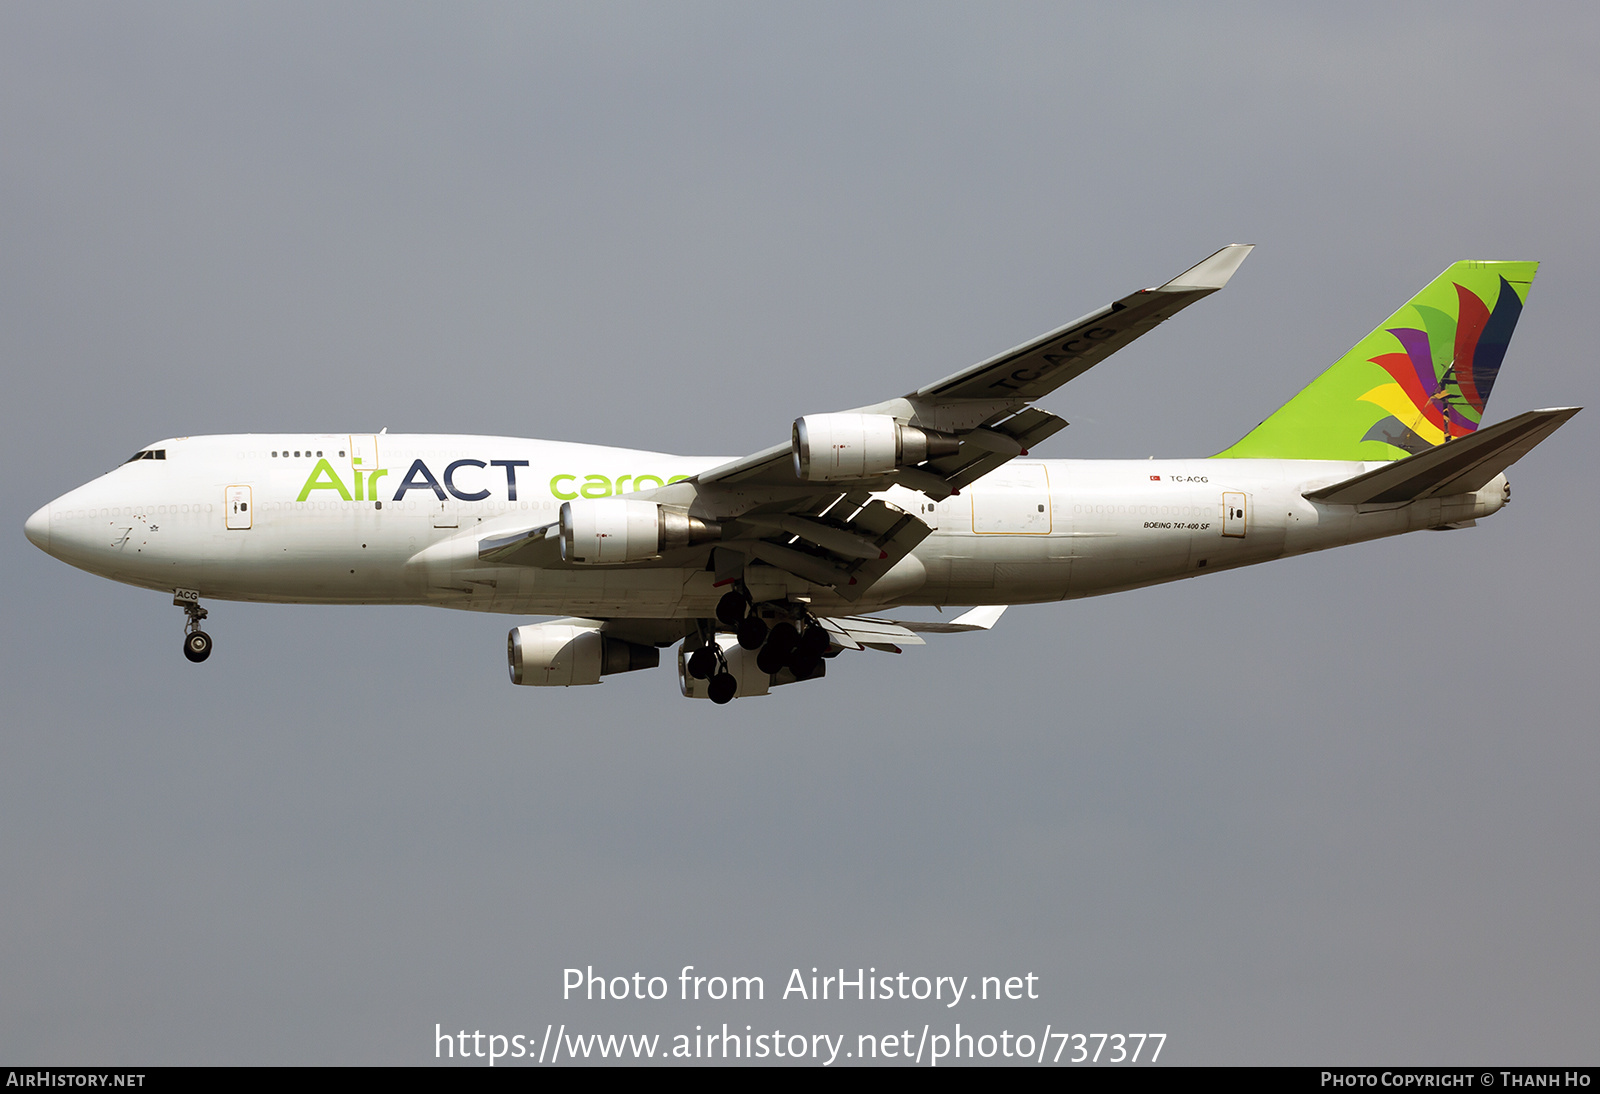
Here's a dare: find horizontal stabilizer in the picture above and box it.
[819,615,926,652]
[820,605,1007,654]
[1306,407,1580,505]
[888,605,1009,633]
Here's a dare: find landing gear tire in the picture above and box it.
[756,621,800,674]
[756,643,787,675]
[177,596,212,664]
[183,630,213,663]
[787,652,822,680]
[797,623,830,658]
[765,621,799,656]
[686,647,717,680]
[736,614,768,650]
[707,672,738,705]
[716,591,747,628]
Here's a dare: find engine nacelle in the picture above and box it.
[508,623,660,686]
[791,413,959,481]
[559,499,721,564]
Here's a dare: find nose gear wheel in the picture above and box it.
[178,599,213,663]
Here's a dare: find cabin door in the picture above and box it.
[225,486,253,530]
[972,462,1052,534]
[1222,492,1247,538]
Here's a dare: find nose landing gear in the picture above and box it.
[183,629,213,663]
[176,593,212,663]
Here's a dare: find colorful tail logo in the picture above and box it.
[1358,277,1524,454]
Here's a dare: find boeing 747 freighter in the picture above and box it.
[24,247,1577,702]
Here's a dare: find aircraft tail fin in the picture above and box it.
[1215,260,1539,461]
[1305,407,1579,505]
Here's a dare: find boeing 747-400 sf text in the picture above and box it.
[24,246,1579,703]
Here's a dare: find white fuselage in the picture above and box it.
[26,433,1508,618]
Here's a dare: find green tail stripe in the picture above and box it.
[1214,260,1538,461]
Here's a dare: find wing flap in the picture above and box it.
[919,408,1071,493]
[728,497,931,600]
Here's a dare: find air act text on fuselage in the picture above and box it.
[296,458,691,504]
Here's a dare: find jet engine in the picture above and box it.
[508,622,660,686]
[558,499,721,564]
[791,413,959,481]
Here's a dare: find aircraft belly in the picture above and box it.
[914,532,1071,604]
[485,566,694,617]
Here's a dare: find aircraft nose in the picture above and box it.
[24,503,51,553]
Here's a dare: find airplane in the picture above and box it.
[23,246,1579,703]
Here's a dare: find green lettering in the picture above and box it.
[614,475,633,494]
[298,459,353,502]
[551,474,578,501]
[666,474,688,484]
[366,468,388,500]
[634,474,665,489]
[581,474,612,499]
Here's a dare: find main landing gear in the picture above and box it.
[178,596,212,663]
[688,588,832,703]
[686,617,737,704]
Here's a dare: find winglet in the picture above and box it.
[1156,243,1254,292]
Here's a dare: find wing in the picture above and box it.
[685,243,1253,496]
[913,244,1254,402]
[492,246,1253,600]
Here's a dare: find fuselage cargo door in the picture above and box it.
[972,462,1052,534]
[226,485,253,530]
[1222,491,1247,538]
[432,496,459,529]
[349,434,380,501]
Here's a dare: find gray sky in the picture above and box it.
[3,2,1596,1065]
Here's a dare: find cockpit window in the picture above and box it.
[124,449,167,463]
